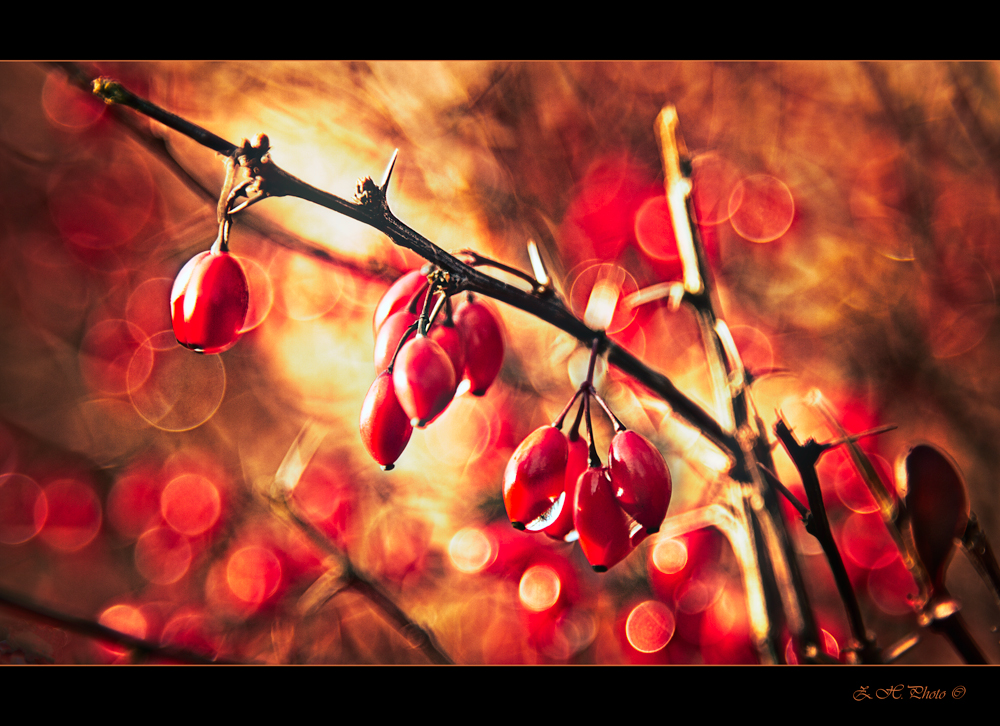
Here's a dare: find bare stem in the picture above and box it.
[459,248,551,295]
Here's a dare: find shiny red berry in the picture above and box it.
[503,425,569,530]
[373,310,417,372]
[608,431,672,534]
[453,296,504,396]
[392,335,456,428]
[359,371,413,470]
[170,250,249,354]
[574,467,631,572]
[543,433,589,541]
[904,444,969,592]
[428,321,465,380]
[372,270,428,335]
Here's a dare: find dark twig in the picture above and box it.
[0,585,225,664]
[773,418,881,663]
[962,514,1000,611]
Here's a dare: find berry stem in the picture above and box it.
[568,393,586,442]
[589,388,626,433]
[584,389,600,469]
[552,387,585,430]
[459,248,550,295]
[386,321,420,374]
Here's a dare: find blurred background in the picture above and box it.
[1,61,999,663]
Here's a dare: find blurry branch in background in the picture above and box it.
[266,420,452,664]
[0,585,226,664]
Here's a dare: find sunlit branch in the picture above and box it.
[50,63,402,285]
[657,105,821,663]
[82,70,738,459]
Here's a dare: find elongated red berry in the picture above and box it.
[543,433,589,541]
[429,321,465,379]
[904,444,969,592]
[454,296,504,396]
[503,425,568,530]
[374,310,417,372]
[574,467,631,572]
[608,431,671,534]
[392,335,456,428]
[373,270,428,335]
[360,371,413,470]
[171,250,249,354]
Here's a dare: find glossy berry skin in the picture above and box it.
[392,335,456,428]
[454,297,504,396]
[543,434,589,541]
[429,321,465,380]
[574,467,631,572]
[171,250,249,354]
[608,431,672,534]
[374,310,418,372]
[372,270,428,335]
[503,425,568,530]
[360,371,413,470]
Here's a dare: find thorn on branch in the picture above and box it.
[355,175,383,206]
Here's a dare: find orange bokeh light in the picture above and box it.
[518,565,561,612]
[98,604,148,656]
[625,600,675,653]
[729,174,795,243]
[449,527,495,574]
[651,537,688,574]
[226,546,282,604]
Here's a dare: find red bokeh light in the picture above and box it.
[0,473,48,545]
[38,478,102,552]
[161,473,221,537]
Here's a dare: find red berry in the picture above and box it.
[608,431,672,534]
[574,467,631,572]
[904,444,969,592]
[360,371,414,470]
[392,335,456,428]
[373,310,418,372]
[428,320,466,380]
[503,425,569,530]
[372,270,428,335]
[454,296,504,396]
[170,250,249,354]
[543,433,589,541]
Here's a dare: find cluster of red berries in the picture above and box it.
[171,247,250,355]
[503,387,672,572]
[360,269,504,470]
